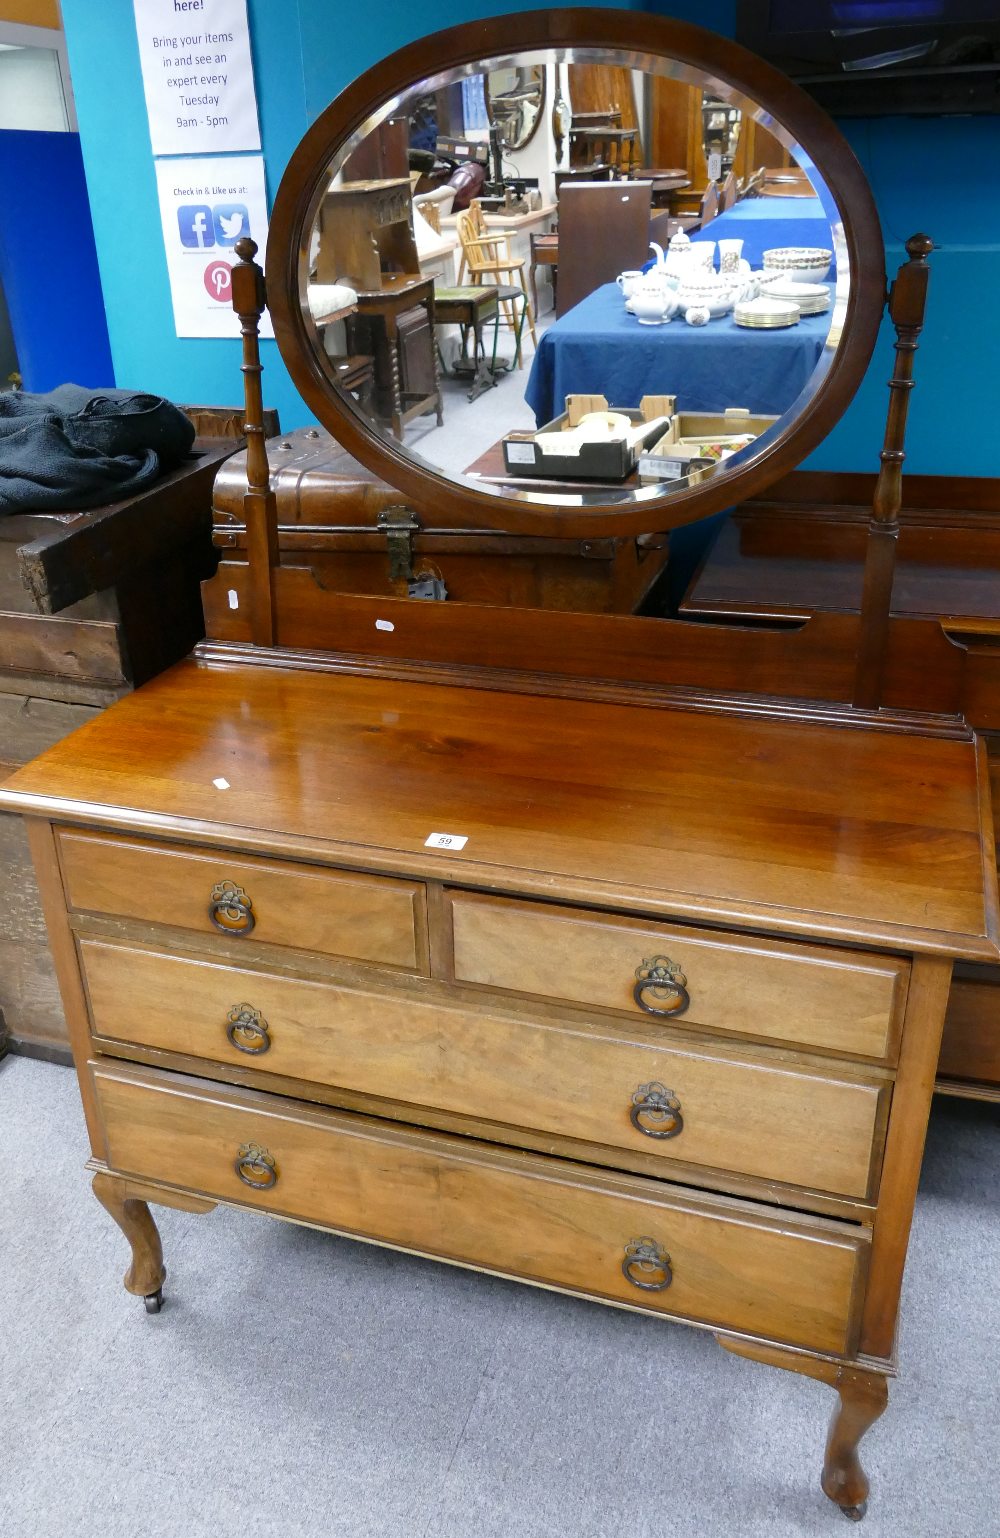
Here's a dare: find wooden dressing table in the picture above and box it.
[3,10,996,1523]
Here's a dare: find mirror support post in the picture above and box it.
[232,237,279,648]
[852,234,933,710]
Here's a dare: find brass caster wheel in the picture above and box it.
[840,1503,867,1523]
[143,1288,164,1315]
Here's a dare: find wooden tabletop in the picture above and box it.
[3,658,996,960]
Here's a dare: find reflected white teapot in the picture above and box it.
[632,272,680,325]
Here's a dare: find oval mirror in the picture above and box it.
[484,64,547,152]
[266,9,885,539]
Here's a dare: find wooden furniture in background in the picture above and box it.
[341,117,409,182]
[316,178,420,291]
[555,179,652,317]
[345,276,442,439]
[567,64,641,161]
[529,230,559,315]
[0,411,268,1060]
[455,203,536,363]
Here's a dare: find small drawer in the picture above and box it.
[93,1065,867,1355]
[58,829,427,972]
[82,938,887,1199]
[938,965,1000,1086]
[450,893,907,1060]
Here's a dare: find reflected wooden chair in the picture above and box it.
[455,202,537,365]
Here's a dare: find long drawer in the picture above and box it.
[92,1064,868,1355]
[450,892,907,1060]
[80,938,888,1199]
[58,829,428,972]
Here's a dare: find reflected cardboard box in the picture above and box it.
[638,406,779,484]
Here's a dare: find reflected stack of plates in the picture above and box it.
[733,297,801,329]
[758,278,830,315]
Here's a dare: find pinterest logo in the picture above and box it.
[204,260,233,302]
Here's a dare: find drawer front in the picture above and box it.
[59,830,427,972]
[938,967,1000,1085]
[451,893,906,1060]
[81,939,886,1198]
[93,1066,866,1354]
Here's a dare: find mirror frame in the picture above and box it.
[484,63,547,151]
[266,7,886,540]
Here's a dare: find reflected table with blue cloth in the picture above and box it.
[524,281,831,425]
[695,195,834,270]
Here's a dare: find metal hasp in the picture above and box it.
[378,505,421,587]
[852,233,933,710]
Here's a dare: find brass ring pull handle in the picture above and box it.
[630,1081,683,1139]
[633,956,689,1018]
[622,1237,673,1292]
[226,1004,271,1056]
[235,1142,278,1189]
[209,880,255,936]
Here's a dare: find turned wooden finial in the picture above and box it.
[852,233,933,710]
[905,232,934,260]
[231,234,278,647]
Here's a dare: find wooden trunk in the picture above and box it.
[209,426,671,616]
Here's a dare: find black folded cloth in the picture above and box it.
[0,384,196,513]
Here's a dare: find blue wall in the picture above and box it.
[0,130,114,392]
[60,0,999,475]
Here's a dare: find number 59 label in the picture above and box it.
[424,832,468,850]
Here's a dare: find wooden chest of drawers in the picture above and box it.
[3,659,996,1519]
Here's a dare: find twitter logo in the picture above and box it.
[214,204,250,246]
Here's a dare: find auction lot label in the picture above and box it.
[134,0,261,155]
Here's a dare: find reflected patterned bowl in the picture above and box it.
[762,246,832,284]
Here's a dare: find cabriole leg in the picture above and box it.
[717,1336,890,1521]
[92,1171,166,1314]
[822,1367,889,1521]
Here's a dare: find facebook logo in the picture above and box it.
[213,203,250,246]
[177,205,214,249]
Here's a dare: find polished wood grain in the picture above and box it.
[92,1063,867,1354]
[201,564,975,720]
[450,893,907,1061]
[79,936,888,1198]
[58,829,428,973]
[2,662,995,962]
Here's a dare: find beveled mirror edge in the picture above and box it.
[266,7,887,539]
